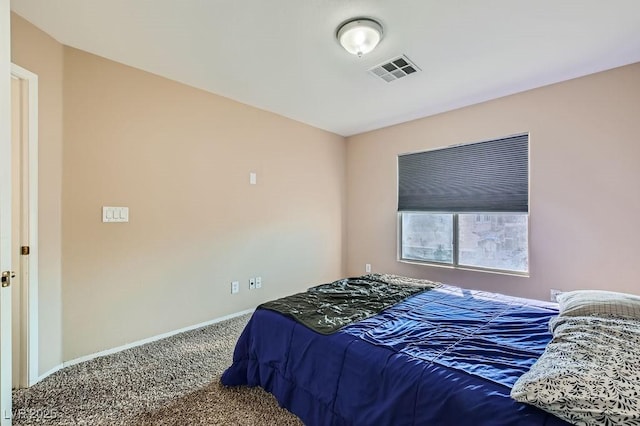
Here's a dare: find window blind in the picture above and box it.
[398,134,528,212]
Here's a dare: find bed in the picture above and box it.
[221,274,640,425]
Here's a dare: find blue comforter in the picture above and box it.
[222,285,570,426]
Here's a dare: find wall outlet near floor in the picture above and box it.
[550,289,563,302]
[249,278,256,290]
[365,263,372,273]
[255,276,262,289]
[231,281,240,294]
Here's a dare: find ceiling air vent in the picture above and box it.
[369,55,421,83]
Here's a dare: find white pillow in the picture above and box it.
[556,290,640,320]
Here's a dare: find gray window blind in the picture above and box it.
[398,134,528,212]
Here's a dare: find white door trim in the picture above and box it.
[1,0,13,421]
[10,64,39,388]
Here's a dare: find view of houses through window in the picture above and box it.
[401,212,528,273]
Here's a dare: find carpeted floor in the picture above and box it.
[12,314,303,425]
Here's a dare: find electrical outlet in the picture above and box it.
[231,281,239,294]
[550,289,563,302]
[249,278,256,290]
[255,276,262,289]
[365,264,372,273]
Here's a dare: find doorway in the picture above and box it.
[10,64,39,389]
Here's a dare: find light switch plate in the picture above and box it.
[102,206,129,223]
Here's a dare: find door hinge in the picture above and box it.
[1,271,15,287]
[21,245,30,255]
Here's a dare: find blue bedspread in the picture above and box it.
[222,285,571,426]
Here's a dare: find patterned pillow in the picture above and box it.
[557,290,640,320]
[511,315,640,426]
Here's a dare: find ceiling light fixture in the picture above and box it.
[336,18,383,58]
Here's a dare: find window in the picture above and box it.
[398,134,529,275]
[400,213,528,273]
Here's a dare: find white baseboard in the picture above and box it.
[35,309,255,382]
[35,364,63,385]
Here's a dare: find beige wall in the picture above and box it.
[11,13,64,375]
[62,47,346,360]
[11,13,345,365]
[347,63,640,301]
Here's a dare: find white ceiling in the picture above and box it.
[10,0,640,136]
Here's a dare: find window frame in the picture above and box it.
[398,211,530,277]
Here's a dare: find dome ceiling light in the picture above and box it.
[336,18,383,58]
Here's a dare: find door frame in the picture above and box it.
[1,0,13,421]
[10,64,39,388]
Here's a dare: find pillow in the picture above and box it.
[511,315,640,426]
[556,289,640,320]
